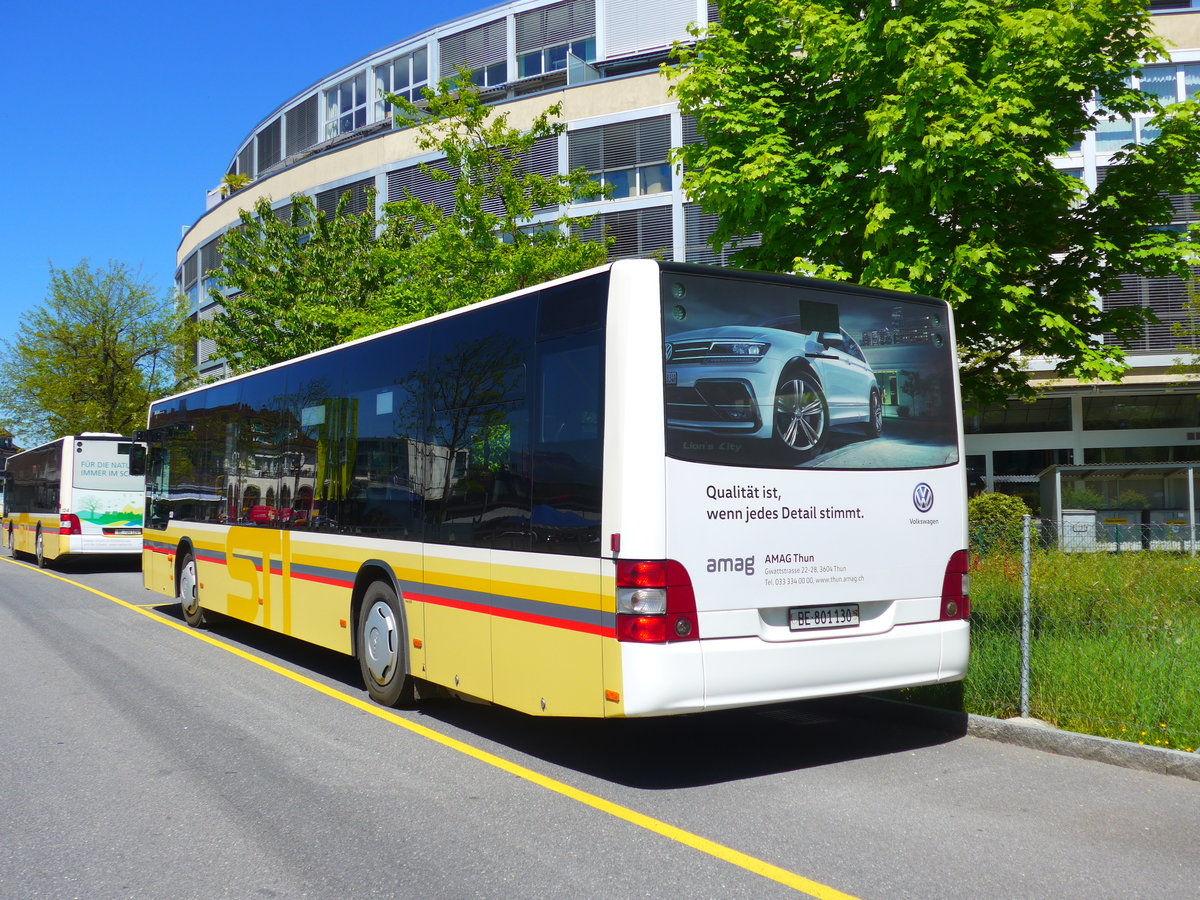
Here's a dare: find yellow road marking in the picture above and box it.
[1,558,858,899]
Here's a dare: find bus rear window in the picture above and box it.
[661,271,960,471]
[73,440,143,491]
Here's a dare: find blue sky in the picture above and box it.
[0,0,486,328]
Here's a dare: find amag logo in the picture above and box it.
[913,483,934,513]
[707,556,755,576]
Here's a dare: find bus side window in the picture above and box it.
[420,299,534,550]
[532,331,603,555]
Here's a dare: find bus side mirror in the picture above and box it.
[0,470,12,485]
[128,445,147,477]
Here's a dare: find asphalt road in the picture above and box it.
[1,553,1197,899]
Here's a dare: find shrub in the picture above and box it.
[969,492,1031,554]
[1062,486,1104,509]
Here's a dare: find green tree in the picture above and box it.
[206,78,608,373]
[667,0,1200,402]
[205,190,401,372]
[0,260,194,444]
[376,73,609,325]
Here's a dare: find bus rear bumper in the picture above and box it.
[618,620,969,717]
[68,536,144,555]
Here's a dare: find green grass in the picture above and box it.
[897,549,1200,752]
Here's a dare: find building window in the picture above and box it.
[569,116,673,199]
[200,238,222,285]
[440,20,508,89]
[387,158,460,216]
[286,96,319,157]
[684,203,760,266]
[574,205,673,259]
[1096,64,1200,153]
[519,38,596,78]
[1082,393,1200,430]
[375,48,429,120]
[180,253,200,316]
[1083,445,1200,464]
[964,398,1072,435]
[325,72,368,140]
[1184,64,1200,101]
[316,178,374,219]
[237,143,254,180]
[1138,64,1178,104]
[1101,265,1200,352]
[256,118,282,173]
[516,0,595,79]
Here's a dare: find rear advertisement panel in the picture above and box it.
[660,269,964,614]
[71,439,144,533]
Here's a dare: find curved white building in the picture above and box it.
[176,0,1200,510]
[178,0,733,380]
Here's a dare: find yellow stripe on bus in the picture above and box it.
[3,556,860,900]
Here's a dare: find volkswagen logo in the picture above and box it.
[913,483,934,513]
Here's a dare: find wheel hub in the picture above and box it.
[180,560,199,614]
[363,601,397,685]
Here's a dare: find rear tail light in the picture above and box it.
[615,559,699,643]
[60,514,82,536]
[940,549,970,620]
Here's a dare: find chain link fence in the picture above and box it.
[956,517,1200,752]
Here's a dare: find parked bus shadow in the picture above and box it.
[155,606,967,789]
[50,556,143,575]
[419,696,967,789]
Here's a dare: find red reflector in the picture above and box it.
[940,549,970,621]
[616,615,668,643]
[59,514,82,536]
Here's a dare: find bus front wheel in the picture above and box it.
[179,552,206,627]
[358,581,415,708]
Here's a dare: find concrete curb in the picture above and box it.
[858,696,1200,782]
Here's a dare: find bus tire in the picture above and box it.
[179,551,206,628]
[358,580,415,708]
[35,529,47,569]
[773,368,828,460]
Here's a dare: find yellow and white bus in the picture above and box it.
[136,260,969,717]
[2,434,144,568]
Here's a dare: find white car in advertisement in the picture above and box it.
[664,316,882,461]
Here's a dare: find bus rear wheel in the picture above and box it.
[35,529,46,568]
[358,580,415,708]
[179,551,206,627]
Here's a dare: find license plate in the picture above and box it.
[112,528,140,535]
[789,603,860,631]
